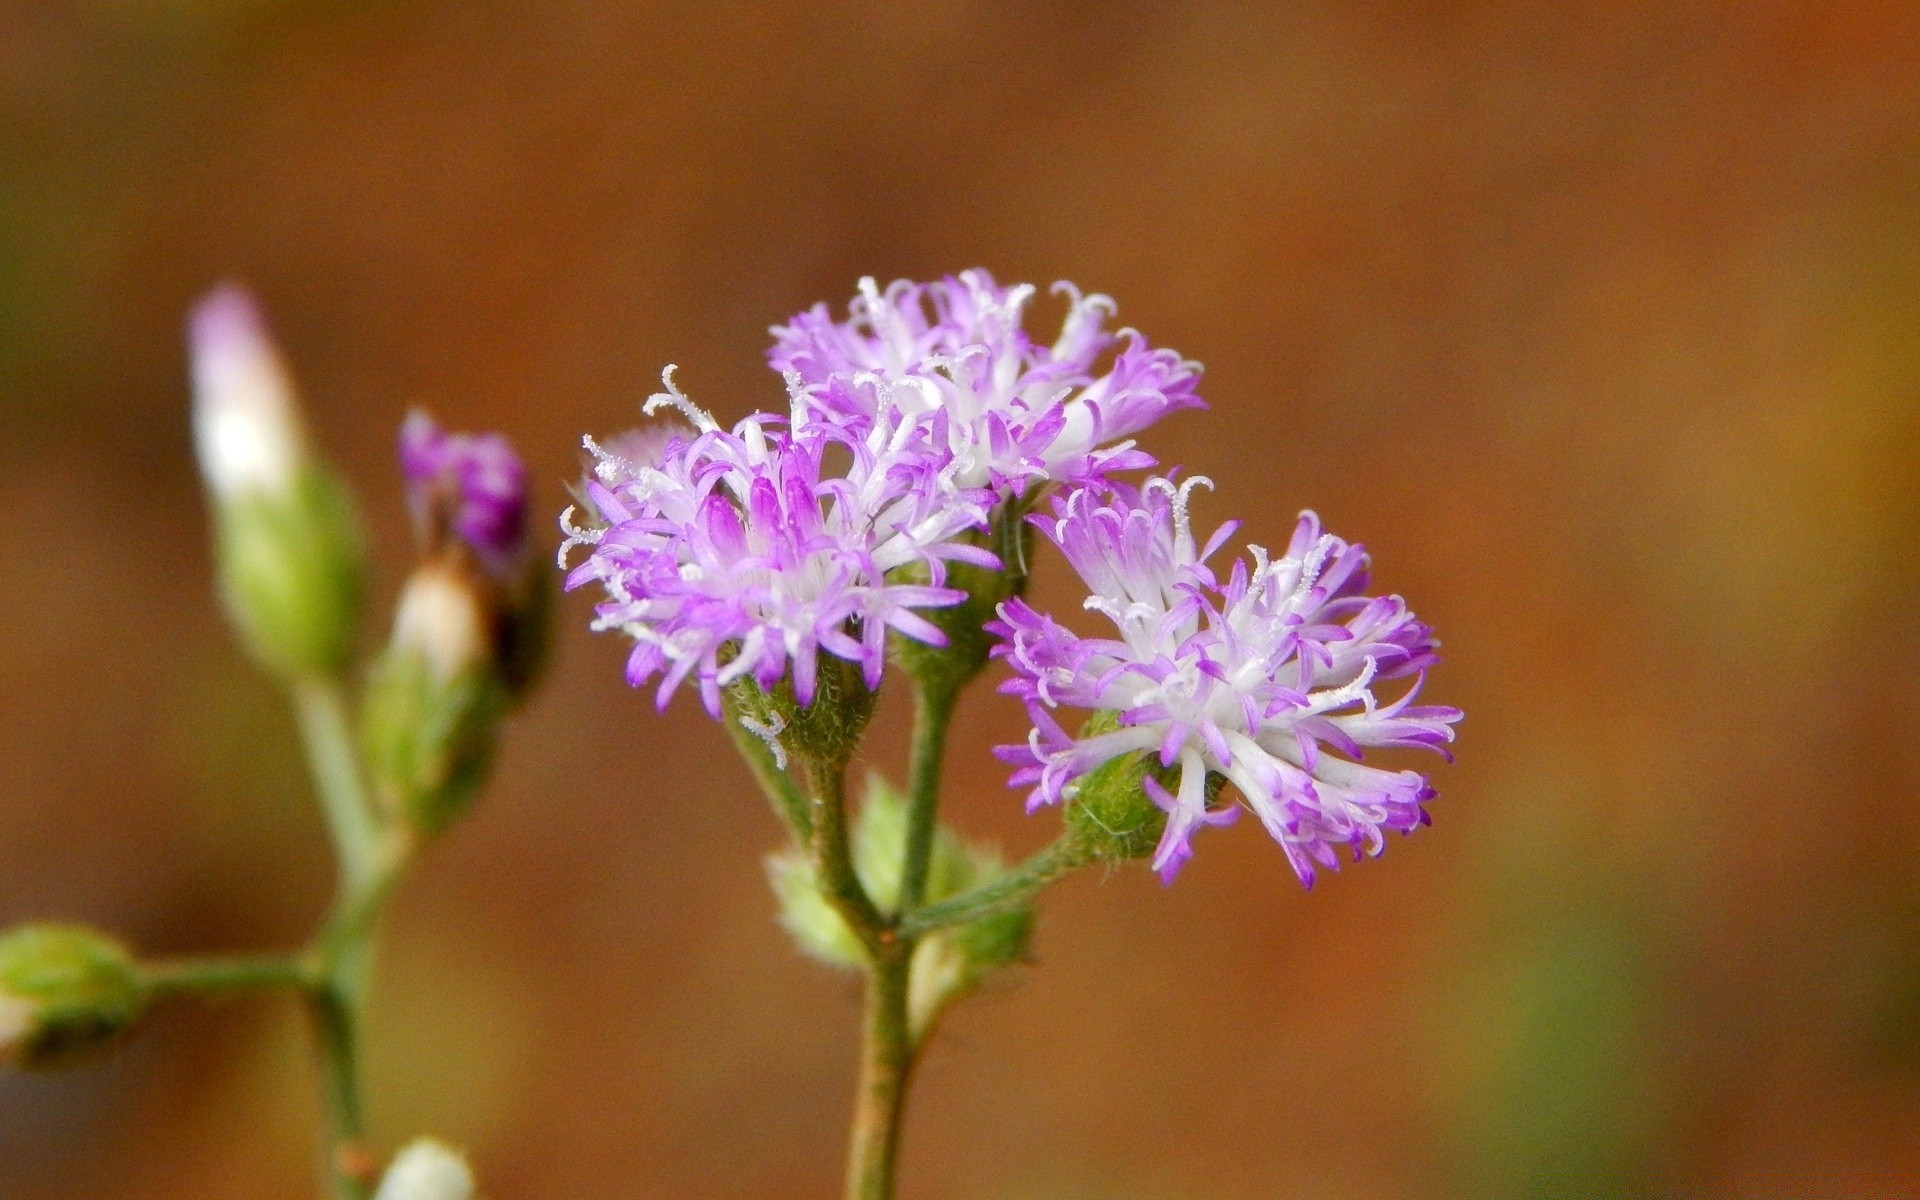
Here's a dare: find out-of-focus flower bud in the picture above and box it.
[373,1139,474,1200]
[399,411,549,703]
[189,284,364,678]
[0,924,148,1071]
[360,558,507,836]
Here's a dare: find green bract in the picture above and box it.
[212,465,365,679]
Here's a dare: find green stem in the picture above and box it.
[901,836,1089,938]
[309,980,370,1200]
[141,954,312,998]
[895,682,956,916]
[808,759,887,955]
[845,944,914,1200]
[291,677,380,891]
[292,672,411,1200]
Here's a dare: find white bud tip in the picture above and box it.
[392,562,491,681]
[0,991,32,1065]
[374,1140,475,1200]
[188,283,307,500]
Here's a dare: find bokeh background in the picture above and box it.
[3,2,1919,1196]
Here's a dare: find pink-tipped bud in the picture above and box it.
[189,284,307,501]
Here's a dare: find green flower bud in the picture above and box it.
[0,924,148,1070]
[190,286,364,678]
[360,559,507,835]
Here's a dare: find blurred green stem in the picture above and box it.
[291,672,412,1200]
[293,678,381,891]
[141,954,312,996]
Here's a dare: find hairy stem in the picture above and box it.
[901,837,1090,938]
[895,682,956,916]
[846,944,914,1200]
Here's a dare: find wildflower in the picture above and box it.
[992,478,1461,887]
[399,410,529,576]
[187,284,363,678]
[770,271,1203,493]
[561,370,998,715]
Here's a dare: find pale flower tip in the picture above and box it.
[0,990,32,1066]
[392,561,491,682]
[373,1139,474,1200]
[188,282,306,500]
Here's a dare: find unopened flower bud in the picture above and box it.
[188,285,364,678]
[401,411,549,702]
[393,559,492,684]
[0,924,148,1071]
[361,559,507,835]
[373,1139,474,1200]
[190,284,306,502]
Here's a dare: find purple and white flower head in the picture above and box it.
[770,271,1204,494]
[560,369,1000,717]
[992,477,1461,887]
[399,411,529,577]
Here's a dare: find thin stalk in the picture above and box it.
[895,682,956,916]
[291,677,380,891]
[141,954,312,998]
[309,980,371,1200]
[845,944,914,1200]
[901,837,1089,938]
[291,673,409,1200]
[808,759,888,954]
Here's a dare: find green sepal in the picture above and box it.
[730,651,875,772]
[212,465,365,679]
[1063,710,1228,863]
[359,646,507,836]
[889,491,1040,694]
[0,924,148,1071]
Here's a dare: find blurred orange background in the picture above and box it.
[3,2,1919,1196]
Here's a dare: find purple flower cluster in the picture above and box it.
[770,271,1203,493]
[561,373,997,714]
[565,272,1201,714]
[399,410,529,575]
[567,269,1459,885]
[992,478,1461,887]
